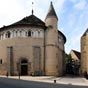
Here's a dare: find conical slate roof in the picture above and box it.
[82,28,88,37]
[46,2,58,20]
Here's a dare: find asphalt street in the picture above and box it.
[0,77,88,88]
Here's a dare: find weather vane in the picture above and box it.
[32,2,34,15]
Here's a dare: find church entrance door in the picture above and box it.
[20,59,28,75]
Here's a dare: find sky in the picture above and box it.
[0,0,88,54]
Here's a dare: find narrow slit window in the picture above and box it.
[0,59,2,64]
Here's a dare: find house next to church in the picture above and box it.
[0,2,66,76]
[70,50,81,65]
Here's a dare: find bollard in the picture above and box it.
[86,75,88,79]
[19,72,20,80]
[6,72,8,78]
[54,80,56,83]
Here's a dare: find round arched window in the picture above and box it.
[28,31,31,37]
[6,31,11,38]
[21,59,28,63]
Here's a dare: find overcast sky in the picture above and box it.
[0,0,88,53]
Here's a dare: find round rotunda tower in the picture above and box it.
[45,2,66,76]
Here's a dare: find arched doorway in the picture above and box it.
[20,59,28,75]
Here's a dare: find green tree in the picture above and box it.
[65,54,74,64]
[65,54,74,74]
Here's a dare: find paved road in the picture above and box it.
[0,77,88,88]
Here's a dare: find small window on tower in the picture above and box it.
[87,32,88,35]
[0,59,2,64]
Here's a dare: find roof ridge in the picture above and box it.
[82,28,88,37]
[9,15,45,26]
[0,15,46,30]
[72,50,80,53]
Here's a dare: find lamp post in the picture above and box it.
[17,62,21,79]
[19,71,20,79]
[6,72,8,78]
[54,79,56,83]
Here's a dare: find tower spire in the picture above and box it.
[51,1,53,5]
[32,2,34,15]
[45,1,58,20]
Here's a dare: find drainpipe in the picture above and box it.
[43,26,46,76]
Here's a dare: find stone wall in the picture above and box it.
[81,34,88,75]
[0,27,44,75]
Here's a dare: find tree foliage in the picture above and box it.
[65,54,74,64]
[65,54,80,75]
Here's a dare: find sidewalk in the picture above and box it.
[0,75,88,86]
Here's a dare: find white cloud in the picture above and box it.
[67,14,76,29]
[55,0,66,14]
[60,28,64,31]
[74,0,87,10]
[0,0,28,27]
[69,0,79,4]
[57,0,66,8]
[65,33,82,53]
[0,0,25,15]
[0,0,67,27]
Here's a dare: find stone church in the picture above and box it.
[0,2,66,76]
[81,28,88,76]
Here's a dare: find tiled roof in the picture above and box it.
[11,15,45,26]
[58,30,66,43]
[72,50,81,60]
[0,15,46,30]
